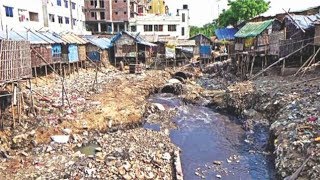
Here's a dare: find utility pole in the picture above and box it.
[69,0,74,30]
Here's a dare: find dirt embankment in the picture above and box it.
[182,71,320,179]
[0,68,183,179]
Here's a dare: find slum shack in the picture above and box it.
[234,19,274,53]
[189,34,212,60]
[0,32,32,83]
[214,27,238,60]
[57,33,86,74]
[167,39,196,66]
[10,30,64,76]
[280,13,320,57]
[111,31,156,67]
[85,36,113,68]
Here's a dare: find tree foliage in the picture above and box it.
[218,0,270,27]
[190,22,218,38]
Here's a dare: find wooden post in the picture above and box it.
[12,83,15,128]
[281,59,286,76]
[28,79,35,115]
[34,67,37,78]
[45,65,48,76]
[68,62,71,77]
[250,54,256,77]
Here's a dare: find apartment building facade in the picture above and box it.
[0,0,88,34]
[129,4,190,39]
[84,0,148,34]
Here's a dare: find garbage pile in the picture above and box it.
[0,128,177,179]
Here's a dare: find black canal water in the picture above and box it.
[145,93,276,180]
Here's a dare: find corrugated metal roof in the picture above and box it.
[40,31,64,44]
[111,31,157,46]
[60,33,88,44]
[285,13,320,30]
[189,34,211,41]
[86,37,112,49]
[215,28,238,40]
[235,20,273,38]
[9,30,52,44]
[167,39,196,46]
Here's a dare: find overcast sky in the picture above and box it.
[165,0,320,26]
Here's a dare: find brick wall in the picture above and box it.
[112,1,128,21]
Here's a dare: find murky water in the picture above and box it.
[146,94,276,180]
[75,143,101,156]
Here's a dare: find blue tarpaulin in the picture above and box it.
[68,44,79,63]
[215,28,238,40]
[88,52,100,61]
[200,45,211,58]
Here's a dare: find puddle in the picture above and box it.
[75,143,101,156]
[145,94,276,179]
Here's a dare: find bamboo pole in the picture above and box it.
[293,48,320,76]
[250,43,311,80]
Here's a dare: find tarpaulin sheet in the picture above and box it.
[200,45,211,58]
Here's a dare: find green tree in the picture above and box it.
[190,22,218,38]
[218,0,270,27]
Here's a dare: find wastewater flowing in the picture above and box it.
[144,92,276,179]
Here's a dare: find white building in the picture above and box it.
[0,0,89,34]
[128,4,190,39]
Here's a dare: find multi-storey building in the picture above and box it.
[147,0,168,15]
[84,0,148,34]
[0,0,88,34]
[129,4,190,39]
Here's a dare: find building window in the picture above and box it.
[181,27,185,36]
[58,16,63,24]
[65,17,70,24]
[100,12,105,19]
[144,25,153,32]
[115,12,118,15]
[90,0,94,6]
[124,11,127,14]
[100,0,104,8]
[115,0,117,3]
[124,0,126,2]
[49,14,55,22]
[131,25,137,32]
[154,25,163,32]
[57,0,62,6]
[4,6,13,17]
[72,2,76,9]
[182,13,185,22]
[91,12,96,18]
[65,0,69,8]
[72,19,76,26]
[168,25,176,32]
[29,12,39,22]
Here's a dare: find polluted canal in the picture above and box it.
[144,92,276,179]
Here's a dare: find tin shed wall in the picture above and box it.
[114,34,136,58]
[78,45,87,61]
[68,44,79,63]
[31,45,53,67]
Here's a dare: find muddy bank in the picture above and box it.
[180,70,320,179]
